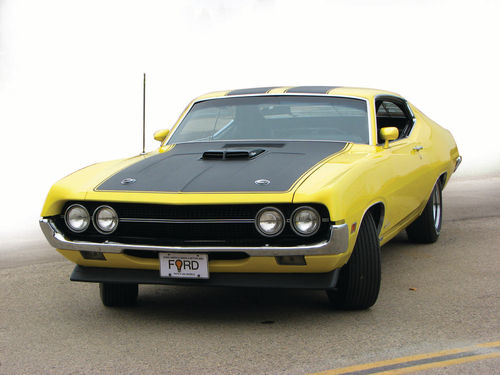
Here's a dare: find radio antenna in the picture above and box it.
[141,73,146,155]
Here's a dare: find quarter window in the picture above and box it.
[375,98,414,143]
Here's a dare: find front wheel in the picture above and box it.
[326,212,381,310]
[406,181,442,244]
[99,283,138,307]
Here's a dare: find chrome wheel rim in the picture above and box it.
[432,186,442,231]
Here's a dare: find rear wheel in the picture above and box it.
[99,283,138,307]
[406,181,442,243]
[326,212,381,310]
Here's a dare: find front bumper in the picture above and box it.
[70,265,340,289]
[40,218,349,257]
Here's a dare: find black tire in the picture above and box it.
[406,181,442,244]
[99,283,138,307]
[326,212,381,310]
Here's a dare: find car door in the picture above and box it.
[375,97,430,238]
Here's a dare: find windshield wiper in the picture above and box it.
[212,119,234,139]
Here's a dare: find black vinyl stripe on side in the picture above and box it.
[285,86,341,94]
[226,87,280,96]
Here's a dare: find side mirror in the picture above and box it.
[380,127,399,149]
[153,129,170,143]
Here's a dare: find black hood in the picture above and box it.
[97,141,347,193]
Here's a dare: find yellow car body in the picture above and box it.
[40,86,460,308]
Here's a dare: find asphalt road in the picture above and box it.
[1,176,499,374]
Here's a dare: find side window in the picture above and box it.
[376,99,414,143]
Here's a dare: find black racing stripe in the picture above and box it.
[286,86,341,94]
[97,141,347,193]
[226,87,280,96]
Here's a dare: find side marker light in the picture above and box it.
[351,223,357,234]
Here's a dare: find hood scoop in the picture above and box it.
[202,148,265,160]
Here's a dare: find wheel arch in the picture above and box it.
[363,202,385,236]
[438,171,448,189]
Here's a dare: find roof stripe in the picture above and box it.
[285,86,341,94]
[267,86,293,94]
[226,87,279,96]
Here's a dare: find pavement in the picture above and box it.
[0,176,499,374]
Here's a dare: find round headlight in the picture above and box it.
[93,205,119,234]
[255,207,285,237]
[291,206,320,236]
[65,204,90,233]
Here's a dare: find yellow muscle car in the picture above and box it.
[40,86,461,309]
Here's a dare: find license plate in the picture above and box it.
[159,253,209,279]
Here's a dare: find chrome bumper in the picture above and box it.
[454,155,462,172]
[39,218,349,257]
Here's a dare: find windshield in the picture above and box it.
[168,96,369,144]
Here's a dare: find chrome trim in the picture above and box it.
[120,178,136,185]
[254,179,271,186]
[163,94,373,146]
[406,101,416,124]
[254,207,286,237]
[454,155,462,172]
[432,184,442,232]
[92,205,119,234]
[64,204,90,233]
[405,102,418,138]
[39,218,349,257]
[120,218,255,224]
[290,206,321,237]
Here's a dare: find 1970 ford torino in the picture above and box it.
[40,86,461,309]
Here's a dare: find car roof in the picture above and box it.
[195,86,402,101]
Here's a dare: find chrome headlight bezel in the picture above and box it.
[255,207,285,237]
[64,204,90,233]
[93,205,119,234]
[291,206,321,237]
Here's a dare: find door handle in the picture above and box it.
[413,146,423,152]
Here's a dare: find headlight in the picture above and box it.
[93,205,119,234]
[255,207,285,237]
[64,204,90,233]
[291,206,320,236]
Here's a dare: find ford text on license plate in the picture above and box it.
[159,253,209,279]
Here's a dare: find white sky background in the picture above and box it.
[1,0,499,243]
